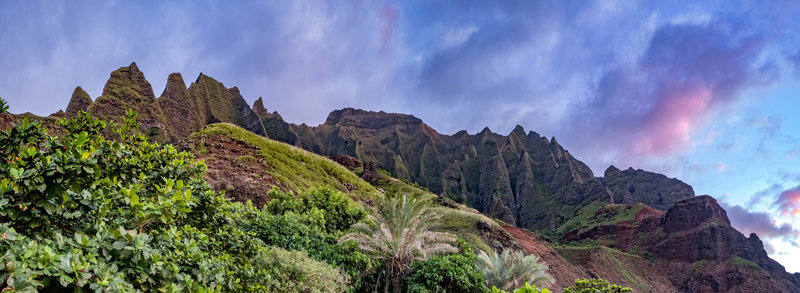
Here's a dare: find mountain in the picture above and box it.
[53,63,268,142]
[4,64,797,292]
[602,165,695,211]
[256,108,699,232]
[560,196,799,292]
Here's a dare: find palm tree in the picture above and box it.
[477,249,554,291]
[339,193,457,292]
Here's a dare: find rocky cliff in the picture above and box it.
[56,63,267,142]
[562,196,799,292]
[256,108,701,231]
[603,165,695,210]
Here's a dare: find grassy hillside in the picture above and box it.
[191,123,379,199]
[189,123,520,254]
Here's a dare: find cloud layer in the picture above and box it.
[776,187,800,217]
[722,202,798,239]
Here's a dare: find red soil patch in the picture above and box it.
[502,225,586,291]
[635,206,664,222]
[184,134,276,207]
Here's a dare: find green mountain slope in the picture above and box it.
[188,123,378,201]
[184,123,518,254]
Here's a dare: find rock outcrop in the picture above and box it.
[89,62,176,141]
[561,196,800,292]
[603,165,695,210]
[253,97,296,144]
[57,63,269,142]
[65,87,92,117]
[260,108,612,229]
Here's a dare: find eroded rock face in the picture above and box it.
[561,196,800,292]
[57,64,270,142]
[90,63,176,142]
[188,74,265,136]
[158,73,206,138]
[603,166,695,211]
[65,87,92,117]
[253,97,297,144]
[259,108,612,230]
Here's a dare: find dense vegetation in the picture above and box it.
[0,99,633,292]
[0,103,355,292]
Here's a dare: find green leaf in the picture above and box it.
[112,240,127,250]
[130,193,139,206]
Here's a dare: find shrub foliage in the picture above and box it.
[0,103,350,292]
[406,240,488,293]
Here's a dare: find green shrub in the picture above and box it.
[491,282,551,293]
[266,187,366,235]
[239,187,374,292]
[407,240,488,293]
[256,246,350,293]
[729,256,760,269]
[561,278,632,293]
[0,103,351,292]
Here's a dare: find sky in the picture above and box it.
[1,0,798,272]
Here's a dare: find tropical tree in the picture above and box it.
[339,193,457,292]
[477,249,554,291]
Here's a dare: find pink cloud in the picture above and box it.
[380,3,398,51]
[566,22,771,173]
[776,187,800,217]
[634,84,712,154]
[721,202,798,239]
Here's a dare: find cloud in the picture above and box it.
[721,202,798,239]
[774,186,800,217]
[380,3,398,51]
[747,183,785,208]
[564,19,775,173]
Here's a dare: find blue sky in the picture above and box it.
[1,0,798,271]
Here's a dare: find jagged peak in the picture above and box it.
[252,97,273,118]
[128,62,140,72]
[101,62,155,100]
[65,86,92,116]
[479,126,492,135]
[511,124,525,136]
[160,73,187,99]
[604,165,621,177]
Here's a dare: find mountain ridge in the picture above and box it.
[4,63,797,292]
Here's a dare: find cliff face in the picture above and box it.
[258,108,699,231]
[64,63,266,142]
[89,62,176,141]
[603,166,695,210]
[65,87,92,117]
[257,108,613,229]
[562,196,799,293]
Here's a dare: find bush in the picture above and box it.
[239,187,375,292]
[256,246,350,293]
[0,103,350,292]
[491,282,550,293]
[561,278,632,293]
[265,187,366,235]
[406,240,488,293]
